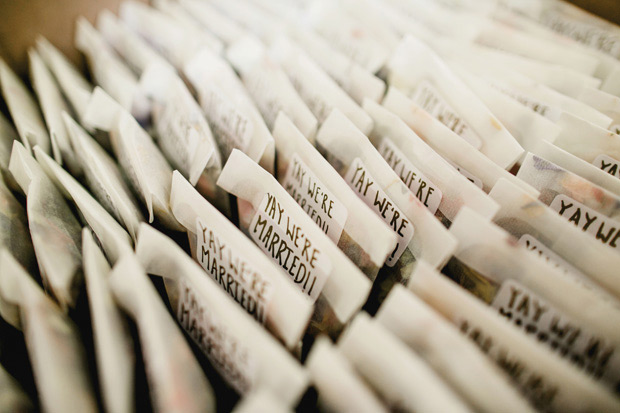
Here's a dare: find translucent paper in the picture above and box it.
[386,36,524,170]
[554,113,620,169]
[218,149,372,334]
[170,171,313,349]
[456,62,613,129]
[178,0,247,46]
[82,88,181,231]
[516,153,620,223]
[8,142,82,310]
[208,0,285,42]
[183,48,276,174]
[450,66,562,153]
[82,230,134,413]
[97,10,174,76]
[112,109,182,230]
[36,37,93,126]
[135,224,309,405]
[142,68,230,215]
[382,87,540,195]
[0,251,97,413]
[409,260,620,412]
[63,113,144,241]
[489,177,620,301]
[34,147,133,264]
[306,336,388,413]
[108,254,216,413]
[303,0,395,74]
[364,99,499,224]
[430,35,602,99]
[315,109,458,272]
[268,36,374,135]
[120,0,223,69]
[445,207,620,390]
[226,36,318,140]
[578,87,620,134]
[0,112,16,176]
[75,18,150,123]
[376,284,535,413]
[28,49,81,175]
[0,177,35,274]
[273,113,396,279]
[287,25,386,105]
[0,59,51,155]
[231,390,290,413]
[338,313,473,413]
[531,139,620,198]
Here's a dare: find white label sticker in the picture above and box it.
[541,11,620,59]
[378,137,443,214]
[457,317,560,409]
[344,157,414,266]
[518,234,581,278]
[200,85,253,157]
[249,193,332,301]
[519,234,620,308]
[550,194,620,250]
[177,277,256,394]
[491,279,620,386]
[492,83,563,122]
[592,154,620,179]
[410,79,483,150]
[446,160,484,189]
[282,153,348,243]
[195,218,274,324]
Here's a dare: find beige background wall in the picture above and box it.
[570,0,620,26]
[0,0,144,77]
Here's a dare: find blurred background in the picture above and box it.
[0,0,618,78]
[0,0,146,76]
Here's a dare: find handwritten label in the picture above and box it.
[457,318,559,410]
[200,85,252,158]
[492,83,563,122]
[178,277,256,394]
[550,194,620,250]
[378,137,442,214]
[593,154,620,179]
[410,79,482,149]
[491,279,620,386]
[155,87,202,168]
[282,153,348,242]
[518,234,581,278]
[249,193,331,301]
[446,160,483,188]
[541,11,620,59]
[522,232,620,309]
[344,157,414,266]
[196,218,274,324]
